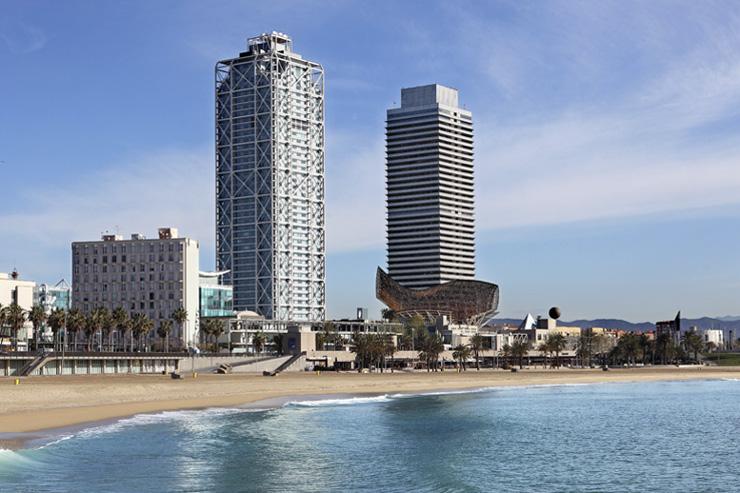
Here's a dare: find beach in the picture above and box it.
[0,366,737,437]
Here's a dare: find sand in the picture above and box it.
[1,366,738,436]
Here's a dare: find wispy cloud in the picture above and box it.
[0,148,214,275]
[0,19,46,54]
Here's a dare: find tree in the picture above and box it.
[131,313,152,351]
[272,333,284,355]
[510,340,529,369]
[546,333,567,368]
[501,344,512,369]
[85,307,110,351]
[591,334,611,367]
[28,304,47,350]
[47,308,66,351]
[205,319,225,352]
[419,334,444,372]
[171,307,188,348]
[538,340,550,369]
[252,331,266,354]
[0,303,6,348]
[5,303,27,351]
[406,314,426,351]
[111,307,129,352]
[452,344,471,371]
[157,320,173,352]
[397,328,413,351]
[682,331,704,363]
[469,334,484,370]
[66,308,85,352]
[100,308,114,352]
[655,333,672,365]
[381,308,396,322]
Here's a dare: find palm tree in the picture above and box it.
[0,303,6,348]
[538,341,550,368]
[469,334,484,370]
[84,307,110,351]
[171,307,188,348]
[656,332,672,365]
[252,331,266,354]
[199,318,213,350]
[28,304,47,350]
[381,308,396,322]
[47,308,66,351]
[5,303,26,351]
[111,307,129,352]
[157,320,173,352]
[398,329,413,351]
[419,334,444,372]
[130,313,151,351]
[510,340,529,369]
[66,308,85,352]
[501,344,512,369]
[209,319,225,353]
[682,331,704,363]
[271,333,284,355]
[546,334,567,368]
[452,344,471,371]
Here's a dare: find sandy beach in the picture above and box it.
[1,366,738,438]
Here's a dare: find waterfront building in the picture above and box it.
[385,84,475,289]
[656,311,682,346]
[0,270,35,349]
[199,271,234,318]
[702,328,724,349]
[71,228,200,349]
[215,32,325,322]
[36,279,71,313]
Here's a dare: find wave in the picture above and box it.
[30,407,262,449]
[284,383,597,408]
[284,395,394,407]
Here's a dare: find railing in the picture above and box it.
[18,352,49,376]
[267,351,306,376]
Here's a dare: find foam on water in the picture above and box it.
[284,395,394,407]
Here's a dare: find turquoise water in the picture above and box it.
[1,379,739,492]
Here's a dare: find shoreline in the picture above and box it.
[1,366,739,448]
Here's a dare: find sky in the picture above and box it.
[1,0,740,322]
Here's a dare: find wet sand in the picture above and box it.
[1,366,738,437]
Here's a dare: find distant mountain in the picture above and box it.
[717,316,740,322]
[490,317,740,333]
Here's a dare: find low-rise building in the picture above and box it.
[71,228,200,349]
[0,270,35,349]
[703,329,724,349]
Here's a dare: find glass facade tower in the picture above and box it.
[216,32,326,321]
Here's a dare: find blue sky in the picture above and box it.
[2,0,740,322]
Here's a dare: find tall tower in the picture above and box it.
[385,84,475,289]
[215,33,325,321]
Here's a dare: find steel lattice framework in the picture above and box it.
[216,33,325,322]
[376,268,499,326]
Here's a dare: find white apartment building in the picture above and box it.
[71,228,200,349]
[703,329,724,349]
[0,270,35,348]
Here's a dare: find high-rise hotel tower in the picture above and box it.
[215,33,325,321]
[385,84,475,289]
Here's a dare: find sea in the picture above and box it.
[1,379,739,492]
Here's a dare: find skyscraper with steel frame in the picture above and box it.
[216,32,325,321]
[385,84,475,289]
